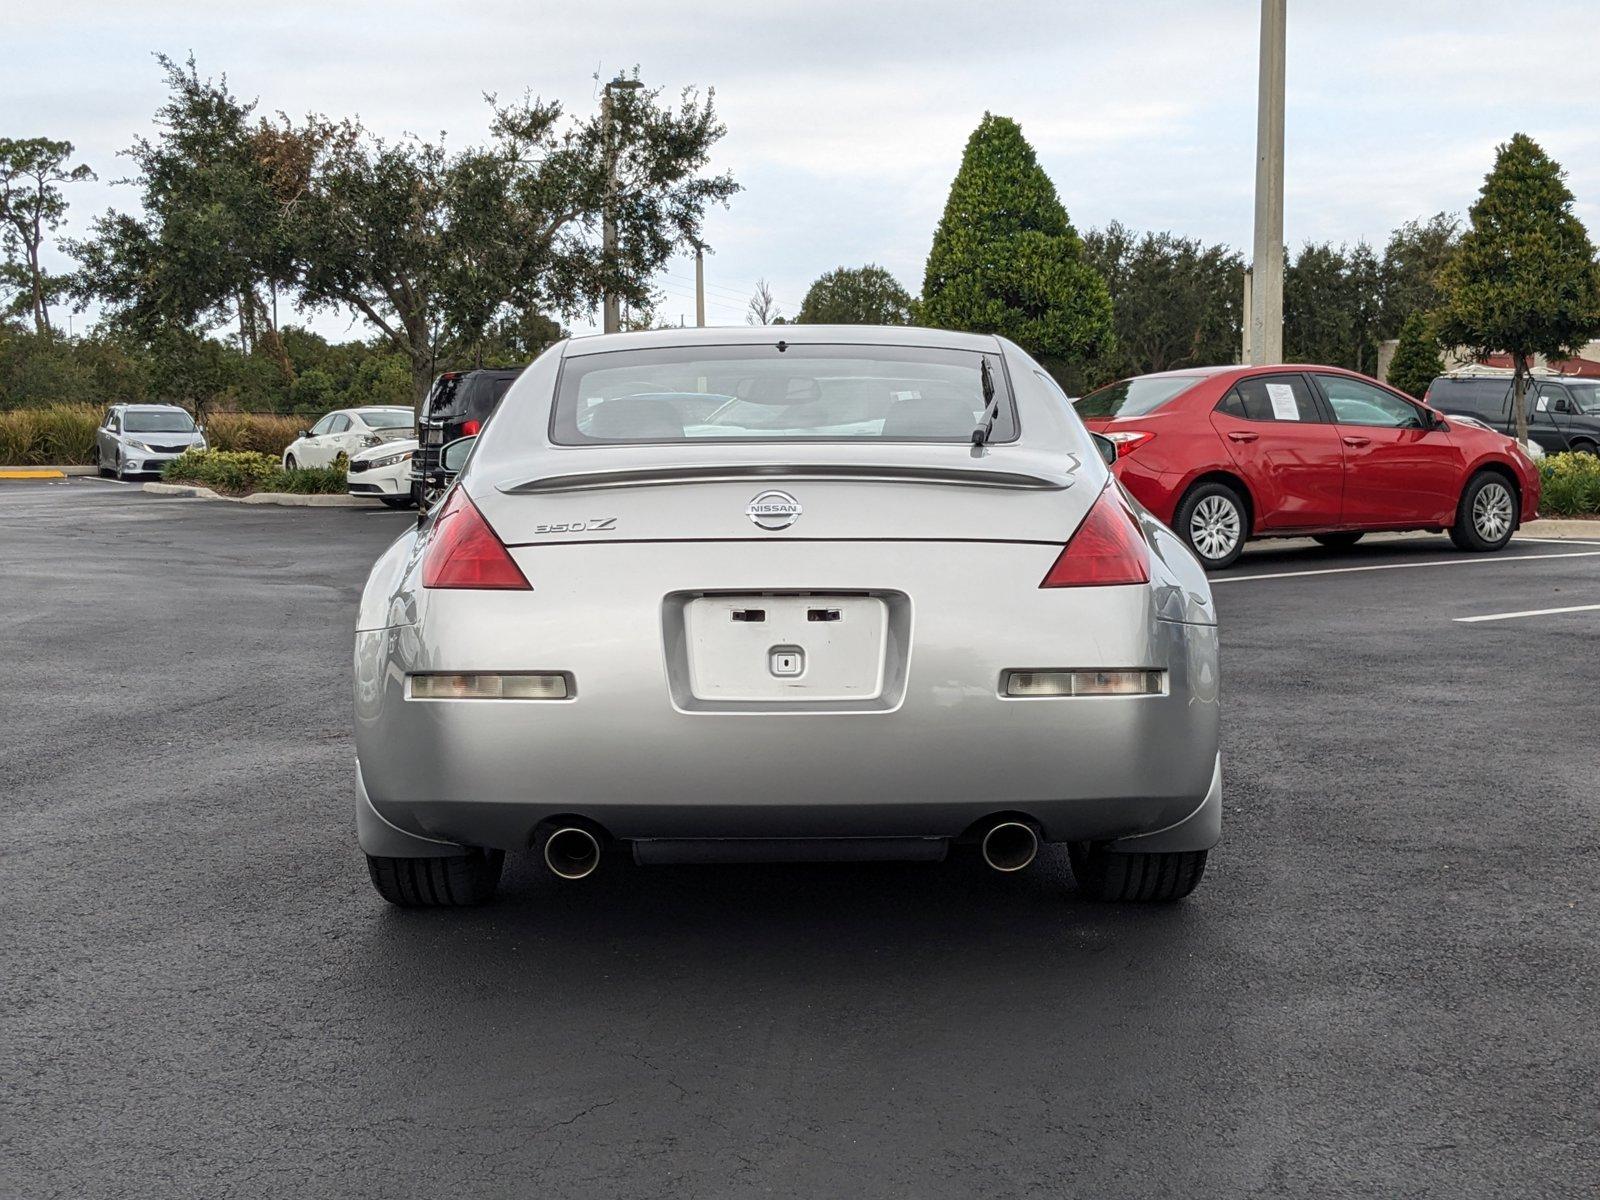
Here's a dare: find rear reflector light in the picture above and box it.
[1105,430,1154,457]
[409,673,569,700]
[1005,670,1166,697]
[421,488,531,590]
[1039,486,1150,587]
[461,419,482,436]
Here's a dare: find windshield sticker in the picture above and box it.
[1535,394,1548,412]
[1266,383,1300,420]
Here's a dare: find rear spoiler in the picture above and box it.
[498,459,1079,495]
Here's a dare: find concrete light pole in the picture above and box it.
[601,77,644,335]
[1249,0,1286,365]
[694,245,706,328]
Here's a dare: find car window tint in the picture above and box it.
[1075,375,1198,418]
[1428,378,1508,419]
[1222,374,1318,422]
[310,415,335,436]
[1317,375,1423,428]
[1537,384,1571,414]
[328,414,351,433]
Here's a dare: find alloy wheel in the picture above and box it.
[1472,481,1513,543]
[1190,495,1242,561]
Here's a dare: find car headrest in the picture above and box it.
[588,396,686,440]
[880,395,980,438]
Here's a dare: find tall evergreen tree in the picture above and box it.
[1435,134,1600,444]
[920,114,1112,365]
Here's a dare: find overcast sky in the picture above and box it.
[9,0,1599,338]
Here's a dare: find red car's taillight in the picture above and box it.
[1105,430,1155,458]
[1039,486,1151,588]
[421,489,531,590]
[461,419,482,436]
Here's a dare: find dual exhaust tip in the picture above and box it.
[542,819,1040,878]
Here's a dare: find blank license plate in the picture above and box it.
[683,596,888,702]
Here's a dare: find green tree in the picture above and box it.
[1386,312,1444,399]
[295,79,736,399]
[796,264,912,325]
[70,56,303,376]
[1284,241,1382,373]
[1379,213,1459,339]
[920,114,1112,364]
[1435,133,1600,444]
[1080,222,1241,385]
[0,137,94,334]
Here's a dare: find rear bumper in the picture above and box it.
[354,541,1220,854]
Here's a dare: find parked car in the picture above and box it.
[1076,364,1541,569]
[355,327,1221,907]
[346,438,419,508]
[414,369,523,505]
[281,407,414,470]
[94,404,206,479]
[1424,373,1600,457]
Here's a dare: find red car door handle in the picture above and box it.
[1227,431,1259,443]
[1343,435,1371,447]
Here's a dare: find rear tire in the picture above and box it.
[1069,843,1208,902]
[1448,471,1516,553]
[1571,439,1598,458]
[366,849,504,907]
[1174,481,1247,570]
[1312,532,1364,549]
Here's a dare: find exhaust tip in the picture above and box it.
[981,821,1040,873]
[543,826,602,880]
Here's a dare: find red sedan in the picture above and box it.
[1076,364,1541,569]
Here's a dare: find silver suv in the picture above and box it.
[94,405,207,479]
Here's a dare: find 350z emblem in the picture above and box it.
[531,518,617,535]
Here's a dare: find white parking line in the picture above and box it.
[1455,603,1600,624]
[1215,549,1600,584]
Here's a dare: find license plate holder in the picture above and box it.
[682,595,888,702]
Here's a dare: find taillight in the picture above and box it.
[461,419,482,436]
[1105,430,1154,458]
[421,489,530,590]
[1039,486,1150,587]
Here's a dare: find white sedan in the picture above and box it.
[282,407,415,469]
[347,437,419,508]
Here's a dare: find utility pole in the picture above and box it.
[694,245,706,327]
[600,76,644,334]
[1249,0,1286,365]
[1241,267,1253,364]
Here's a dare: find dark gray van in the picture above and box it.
[1425,374,1600,456]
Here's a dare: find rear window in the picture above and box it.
[551,345,1016,444]
[362,409,414,429]
[1075,376,1199,419]
[1428,378,1508,418]
[123,410,196,433]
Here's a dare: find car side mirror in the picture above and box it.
[438,434,477,476]
[1090,432,1117,467]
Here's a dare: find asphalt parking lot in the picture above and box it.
[4,477,1597,1200]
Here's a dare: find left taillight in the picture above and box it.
[460,419,482,436]
[1105,430,1154,458]
[1039,485,1150,588]
[421,488,531,590]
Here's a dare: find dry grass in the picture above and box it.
[0,405,305,464]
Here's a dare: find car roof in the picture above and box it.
[561,324,1004,358]
[115,403,190,411]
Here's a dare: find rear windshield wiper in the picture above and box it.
[972,357,1000,446]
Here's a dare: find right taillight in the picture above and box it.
[1039,485,1150,588]
[421,488,531,590]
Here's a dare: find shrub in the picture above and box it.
[161,448,346,496]
[1538,451,1600,517]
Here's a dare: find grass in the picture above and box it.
[161,449,347,496]
[0,405,309,464]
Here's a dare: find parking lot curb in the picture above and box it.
[1521,518,1600,539]
[1,465,95,478]
[141,482,369,507]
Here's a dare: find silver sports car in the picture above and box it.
[354,327,1220,906]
